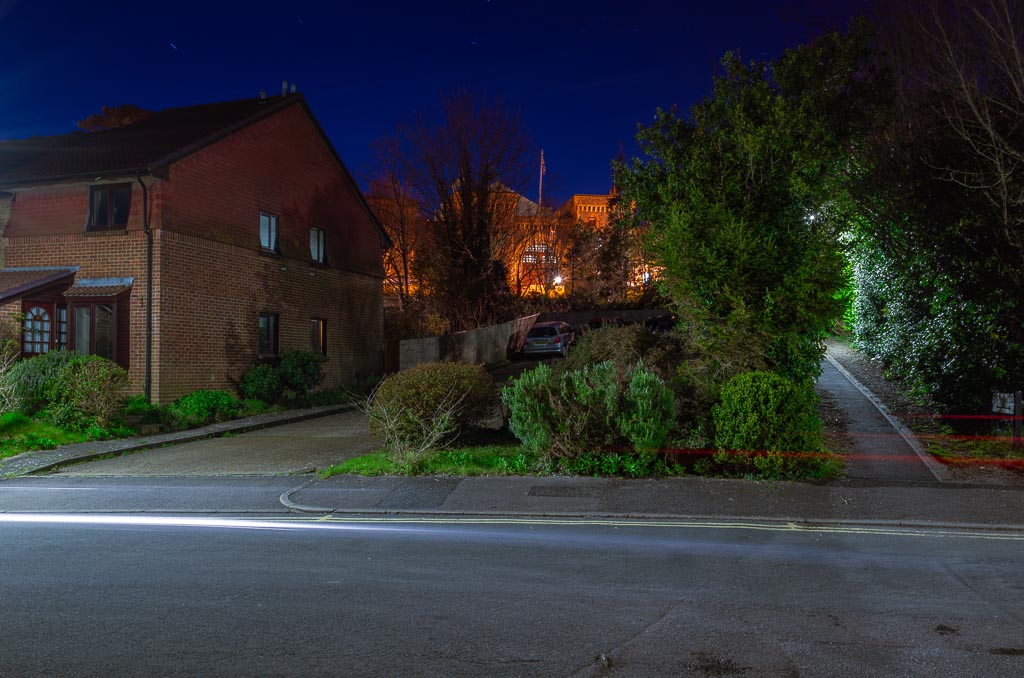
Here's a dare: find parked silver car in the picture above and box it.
[523,321,574,358]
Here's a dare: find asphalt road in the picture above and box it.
[3,514,1023,676]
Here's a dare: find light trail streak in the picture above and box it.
[1,513,1022,542]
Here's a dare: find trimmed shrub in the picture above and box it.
[167,390,242,428]
[712,371,822,454]
[368,362,492,465]
[278,350,325,399]
[239,364,283,404]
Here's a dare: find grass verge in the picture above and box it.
[925,428,1022,469]
[319,444,530,479]
[0,412,89,460]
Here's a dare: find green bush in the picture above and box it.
[617,361,676,455]
[166,390,242,428]
[503,360,625,464]
[50,355,128,427]
[502,362,555,456]
[45,401,95,433]
[369,362,492,465]
[712,371,822,455]
[122,394,162,424]
[278,350,325,399]
[239,364,283,403]
[555,452,665,478]
[240,398,269,415]
[4,350,81,414]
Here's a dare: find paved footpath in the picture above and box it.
[817,352,946,483]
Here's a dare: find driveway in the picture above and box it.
[56,410,376,476]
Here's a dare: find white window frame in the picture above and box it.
[310,227,326,264]
[260,211,279,252]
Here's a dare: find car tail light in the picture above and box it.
[553,336,561,344]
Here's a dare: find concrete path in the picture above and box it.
[817,354,944,483]
[49,410,376,477]
[0,404,354,477]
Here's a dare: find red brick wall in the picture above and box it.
[4,181,154,236]
[155,230,382,401]
[161,104,383,278]
[0,300,20,338]
[0,193,11,266]
[150,102,384,402]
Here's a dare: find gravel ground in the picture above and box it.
[824,337,1024,485]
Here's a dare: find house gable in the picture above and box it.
[160,102,384,277]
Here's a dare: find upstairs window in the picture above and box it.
[89,184,131,230]
[258,312,279,356]
[310,227,326,264]
[259,212,279,253]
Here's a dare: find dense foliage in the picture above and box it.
[277,351,325,399]
[502,360,675,468]
[238,351,325,405]
[614,28,875,383]
[50,355,129,427]
[844,1,1024,413]
[165,390,243,428]
[239,363,283,404]
[712,371,822,454]
[3,352,128,431]
[5,350,81,415]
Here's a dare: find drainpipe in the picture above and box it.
[137,175,153,402]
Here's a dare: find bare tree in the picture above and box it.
[875,0,1024,272]
[393,91,533,330]
[367,138,428,307]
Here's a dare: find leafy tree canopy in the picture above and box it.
[615,24,876,382]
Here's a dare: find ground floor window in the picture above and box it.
[259,313,279,356]
[72,302,115,360]
[22,305,52,356]
[55,307,67,350]
[310,318,326,355]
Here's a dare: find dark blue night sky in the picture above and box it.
[0,0,868,204]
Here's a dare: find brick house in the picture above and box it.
[0,94,389,403]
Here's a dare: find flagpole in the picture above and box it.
[538,150,545,215]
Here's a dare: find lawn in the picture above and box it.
[0,412,89,460]
[319,444,531,478]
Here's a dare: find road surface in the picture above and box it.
[3,510,1023,676]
